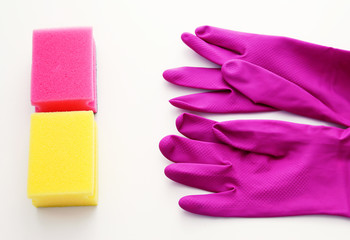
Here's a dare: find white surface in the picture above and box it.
[1,0,350,239]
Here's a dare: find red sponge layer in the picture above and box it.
[31,27,97,113]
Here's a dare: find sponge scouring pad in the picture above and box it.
[31,27,97,113]
[28,111,98,207]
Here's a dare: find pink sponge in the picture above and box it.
[31,27,97,113]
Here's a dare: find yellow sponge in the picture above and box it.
[28,111,98,207]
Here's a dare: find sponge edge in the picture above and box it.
[28,111,98,207]
[31,27,97,113]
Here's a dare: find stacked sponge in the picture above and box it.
[27,27,98,207]
[31,27,97,113]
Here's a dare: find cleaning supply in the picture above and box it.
[28,111,97,207]
[163,26,350,126]
[31,27,97,113]
[159,113,350,217]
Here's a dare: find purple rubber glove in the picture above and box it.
[163,26,350,126]
[159,113,350,217]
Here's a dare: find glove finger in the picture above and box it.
[179,190,240,217]
[195,25,253,54]
[179,189,300,217]
[163,67,229,90]
[213,119,313,157]
[181,32,239,65]
[176,113,218,142]
[222,59,347,126]
[159,135,236,164]
[165,163,235,193]
[170,91,276,113]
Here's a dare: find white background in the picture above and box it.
[1,0,350,239]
